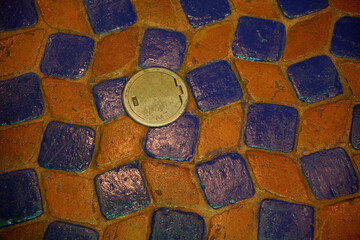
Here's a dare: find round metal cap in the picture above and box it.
[123,68,188,127]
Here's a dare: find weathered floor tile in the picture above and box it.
[0,0,38,31]
[43,221,98,240]
[276,0,328,19]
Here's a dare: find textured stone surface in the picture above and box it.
[196,153,255,209]
[332,0,360,14]
[232,0,278,18]
[232,16,286,62]
[150,208,206,240]
[0,0,38,31]
[0,169,43,229]
[258,199,314,240]
[43,221,98,240]
[40,33,94,79]
[276,0,329,18]
[38,121,96,172]
[0,222,44,240]
[94,162,150,219]
[186,61,243,112]
[350,105,360,149]
[287,55,343,103]
[301,147,359,200]
[340,62,360,99]
[0,73,44,126]
[144,113,199,161]
[244,103,298,153]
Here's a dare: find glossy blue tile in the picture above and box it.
[38,121,96,172]
[144,113,199,161]
[186,61,243,112]
[92,77,128,121]
[0,168,43,229]
[196,153,255,209]
[180,0,231,28]
[139,28,187,72]
[150,208,206,240]
[301,148,358,200]
[287,55,343,103]
[276,0,328,19]
[40,33,94,79]
[43,221,99,240]
[350,105,360,149]
[232,16,286,62]
[244,103,298,153]
[0,73,44,126]
[0,0,38,32]
[258,199,314,240]
[330,16,360,60]
[83,0,137,34]
[94,162,150,219]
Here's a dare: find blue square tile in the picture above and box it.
[276,0,328,19]
[244,103,298,153]
[196,153,255,209]
[43,221,99,240]
[40,33,95,79]
[38,121,96,172]
[139,28,187,72]
[232,16,286,62]
[0,73,44,126]
[92,77,128,121]
[83,0,137,34]
[180,0,231,28]
[301,148,359,200]
[287,55,343,103]
[150,208,206,240]
[0,168,43,229]
[0,0,38,32]
[144,113,199,161]
[330,17,360,60]
[350,105,360,149]
[258,199,314,240]
[186,61,243,112]
[94,162,150,219]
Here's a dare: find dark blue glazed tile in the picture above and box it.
[244,103,298,153]
[43,221,99,240]
[258,199,314,240]
[0,73,44,126]
[40,33,94,79]
[232,16,286,62]
[180,0,231,28]
[139,28,187,72]
[38,121,96,172]
[94,162,150,219]
[330,17,360,60]
[0,168,43,229]
[186,61,243,112]
[301,148,359,200]
[196,153,255,209]
[0,0,38,32]
[92,77,128,121]
[83,0,137,34]
[287,55,343,103]
[276,0,328,19]
[350,105,360,149]
[144,113,199,161]
[150,208,206,240]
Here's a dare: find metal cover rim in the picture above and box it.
[123,67,188,127]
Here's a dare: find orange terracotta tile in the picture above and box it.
[0,30,45,76]
[0,222,44,240]
[197,104,242,159]
[354,155,360,172]
[103,214,150,240]
[283,12,331,61]
[331,0,360,14]
[246,151,310,201]
[42,78,97,124]
[185,23,232,66]
[208,203,256,240]
[92,27,138,76]
[42,172,97,224]
[339,61,360,99]
[97,117,147,168]
[37,0,89,33]
[232,0,279,18]
[298,100,351,153]
[142,161,199,207]
[235,60,296,104]
[320,198,360,240]
[0,123,43,171]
